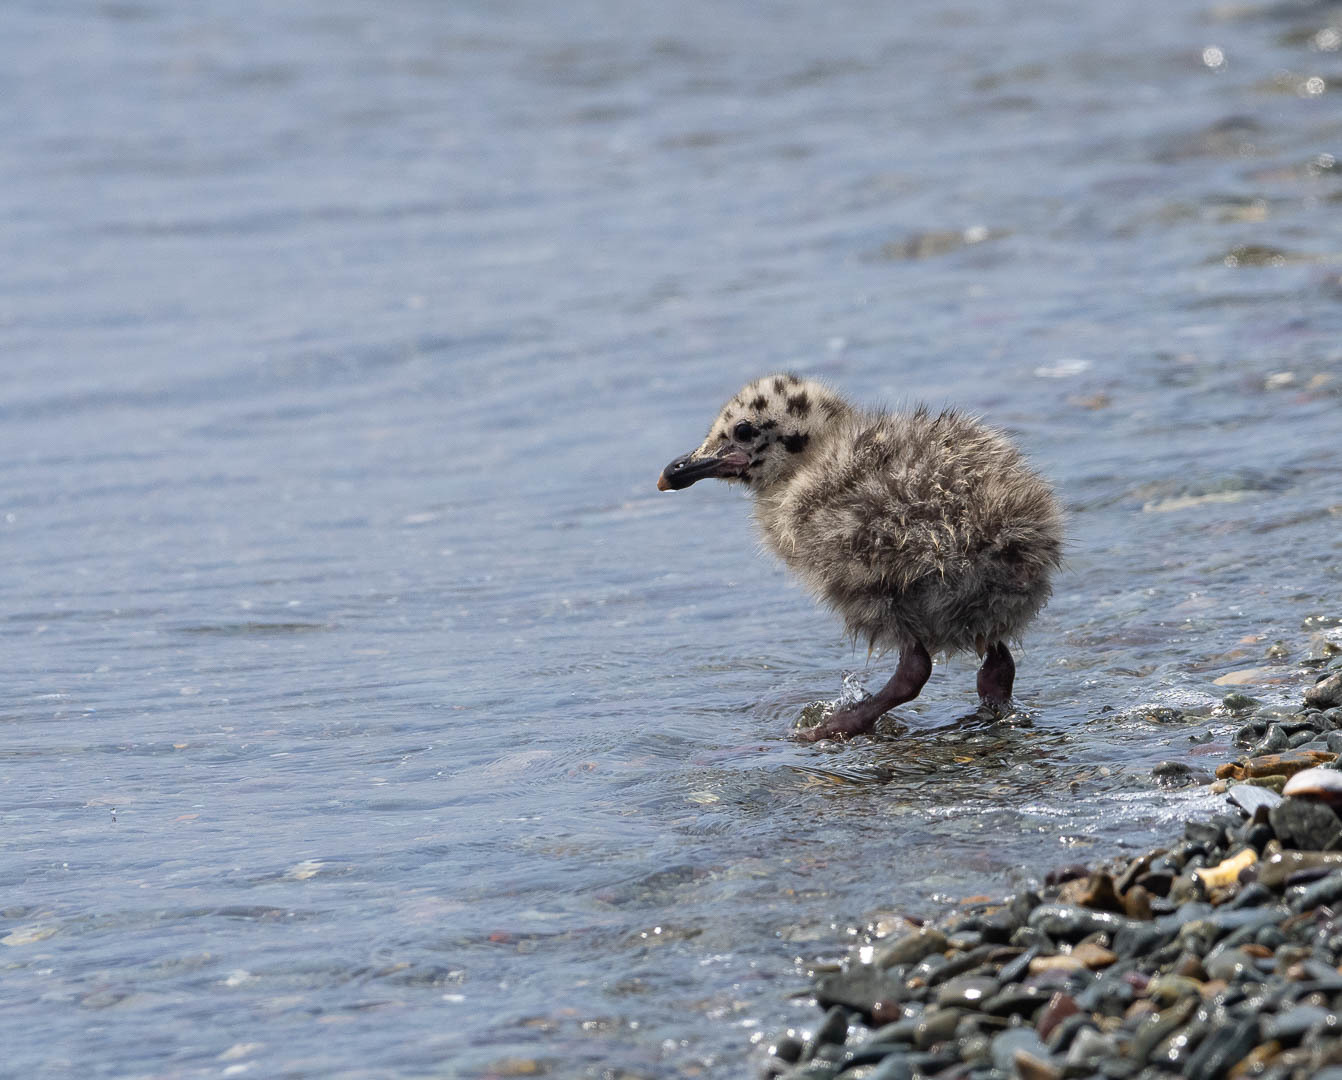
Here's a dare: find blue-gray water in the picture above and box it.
[3,1,1341,1076]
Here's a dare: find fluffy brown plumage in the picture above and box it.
[657,373,1064,741]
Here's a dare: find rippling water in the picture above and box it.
[3,0,1341,1076]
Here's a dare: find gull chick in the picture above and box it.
[657,374,1063,742]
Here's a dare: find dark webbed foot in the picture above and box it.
[796,642,932,743]
[976,641,1015,710]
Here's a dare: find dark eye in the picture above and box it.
[733,420,758,441]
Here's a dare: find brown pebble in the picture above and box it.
[1199,979,1228,1000]
[1035,992,1079,1041]
[1125,999,1157,1023]
[1241,943,1274,959]
[1115,850,1163,894]
[1227,1040,1282,1078]
[1071,941,1118,969]
[870,999,901,1025]
[1015,1050,1062,1080]
[1058,872,1124,914]
[1122,884,1153,920]
[1173,953,1207,980]
[1217,750,1336,782]
[1029,954,1085,975]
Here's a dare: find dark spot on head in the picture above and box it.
[786,373,801,384]
[750,395,767,410]
[782,432,809,454]
[760,419,778,430]
[786,392,811,417]
[772,377,787,394]
[820,398,843,419]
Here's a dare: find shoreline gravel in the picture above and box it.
[763,657,1342,1080]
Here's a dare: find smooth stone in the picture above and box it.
[809,1005,849,1050]
[1145,975,1205,1006]
[1283,957,1342,989]
[1283,766,1342,803]
[876,928,947,968]
[1206,906,1285,931]
[778,1061,837,1080]
[1129,997,1198,1063]
[1065,1026,1119,1067]
[980,986,1049,1018]
[1222,692,1260,711]
[1223,881,1274,909]
[1153,760,1198,789]
[1305,670,1342,709]
[814,965,907,1018]
[860,1018,918,1046]
[1122,884,1153,921]
[1269,796,1342,852]
[912,1007,962,1049]
[772,1036,804,1064]
[945,930,982,951]
[1181,1017,1260,1080]
[1252,724,1291,754]
[990,1027,1051,1073]
[1265,1003,1336,1042]
[1045,1013,1094,1054]
[1203,946,1257,982]
[1289,869,1342,912]
[1257,846,1342,888]
[1227,783,1283,816]
[865,1057,913,1080]
[996,945,1038,985]
[1071,941,1118,969]
[923,945,996,987]
[1027,904,1140,942]
[934,974,999,1009]
[1034,992,1079,1041]
[1014,1051,1061,1080]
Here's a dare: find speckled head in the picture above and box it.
[657,374,850,494]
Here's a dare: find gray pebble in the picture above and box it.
[876,928,947,968]
[1270,796,1342,852]
[990,1027,1051,1072]
[1252,723,1291,754]
[1065,1026,1119,1067]
[934,974,999,1010]
[1181,1017,1260,1080]
[1306,670,1342,710]
[913,1007,961,1049]
[1265,1003,1336,1042]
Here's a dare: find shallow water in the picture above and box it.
[2,0,1341,1076]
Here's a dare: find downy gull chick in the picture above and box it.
[657,374,1063,742]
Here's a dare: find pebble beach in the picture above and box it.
[766,662,1342,1080]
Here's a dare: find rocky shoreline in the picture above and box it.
[763,662,1342,1080]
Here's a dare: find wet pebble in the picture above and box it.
[770,684,1342,1080]
[1270,796,1342,851]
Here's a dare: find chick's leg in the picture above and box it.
[976,641,1015,708]
[796,641,932,743]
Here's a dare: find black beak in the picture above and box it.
[657,447,750,491]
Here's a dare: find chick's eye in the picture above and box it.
[733,420,758,441]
